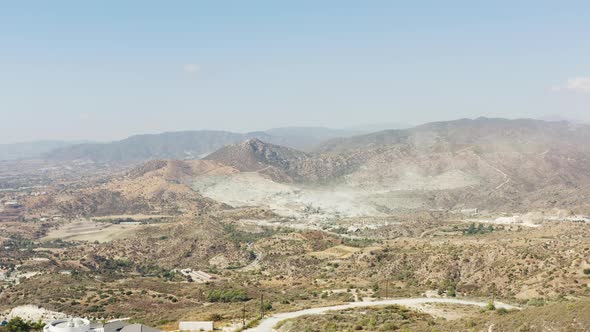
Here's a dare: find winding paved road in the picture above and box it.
[244,297,519,332]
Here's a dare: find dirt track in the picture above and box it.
[243,297,519,332]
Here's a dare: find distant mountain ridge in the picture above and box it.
[46,130,266,162]
[44,127,368,163]
[263,127,365,150]
[317,117,590,153]
[0,140,82,161]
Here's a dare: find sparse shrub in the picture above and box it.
[496,307,509,315]
[206,289,250,303]
[527,298,546,307]
[485,301,496,311]
[206,313,223,321]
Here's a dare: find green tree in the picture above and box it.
[29,321,45,332]
[6,317,30,332]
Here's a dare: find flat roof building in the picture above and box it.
[179,321,214,331]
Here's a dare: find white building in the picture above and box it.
[44,318,93,332]
[178,269,214,283]
[43,319,160,332]
[179,321,214,331]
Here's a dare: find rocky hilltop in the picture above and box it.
[204,138,366,183]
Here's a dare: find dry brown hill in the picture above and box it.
[26,160,238,217]
[325,118,590,212]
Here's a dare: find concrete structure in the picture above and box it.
[120,324,161,332]
[178,269,214,283]
[179,321,214,331]
[460,208,479,216]
[43,318,93,332]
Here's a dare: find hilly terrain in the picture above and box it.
[318,117,590,153]
[23,160,236,218]
[2,117,590,332]
[24,118,590,218]
[201,118,590,214]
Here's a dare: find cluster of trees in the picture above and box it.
[43,239,75,248]
[206,289,250,303]
[134,264,178,280]
[96,257,132,271]
[222,224,276,246]
[463,223,494,235]
[1,317,45,332]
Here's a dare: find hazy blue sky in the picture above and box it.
[1,1,589,143]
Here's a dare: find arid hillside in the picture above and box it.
[23,160,236,218]
[19,118,590,219]
[2,119,590,331]
[203,118,590,213]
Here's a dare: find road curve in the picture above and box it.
[244,297,519,332]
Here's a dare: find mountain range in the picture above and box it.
[21,117,590,215]
[42,127,373,162]
[1,124,410,162]
[0,140,82,161]
[4,118,582,164]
